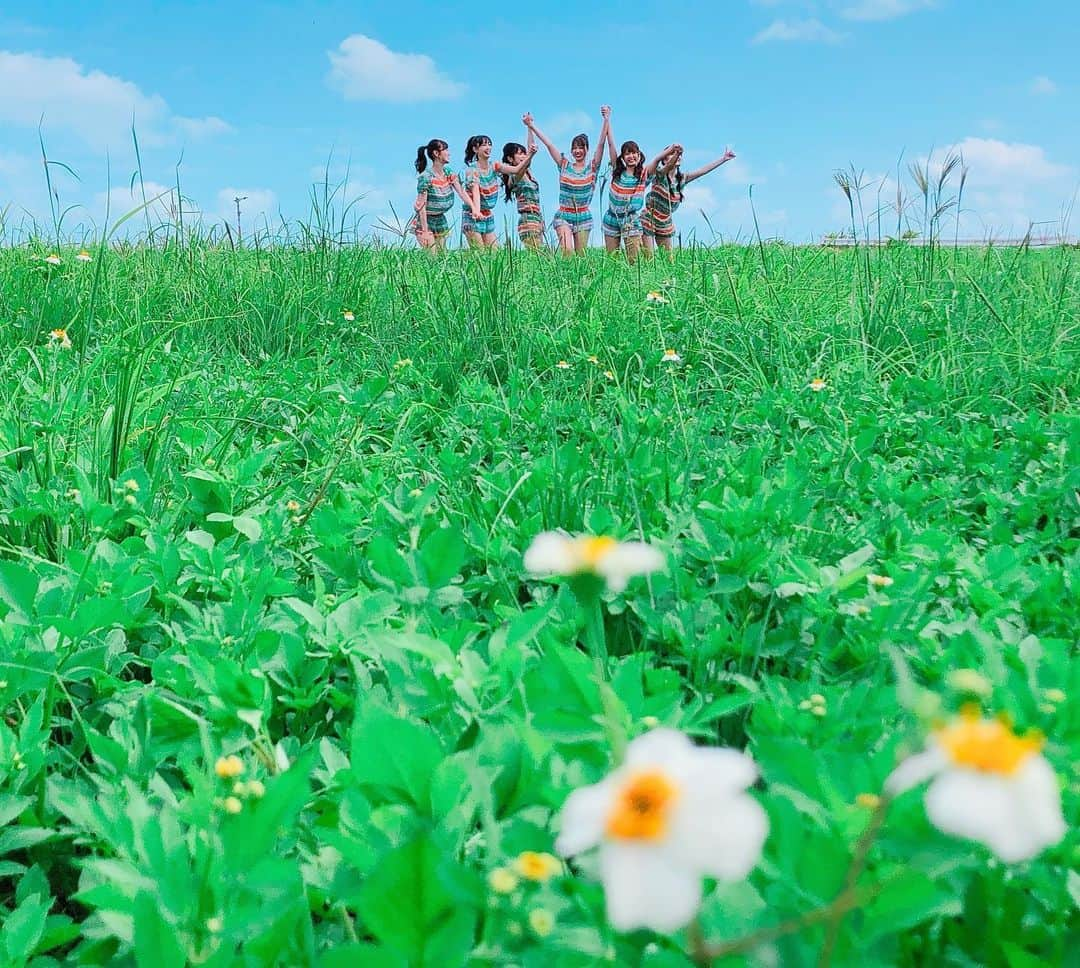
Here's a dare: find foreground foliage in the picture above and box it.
[0,242,1077,966]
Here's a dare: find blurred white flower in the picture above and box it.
[645,291,669,305]
[556,729,767,933]
[76,250,92,263]
[661,349,681,363]
[342,310,355,321]
[524,532,664,593]
[885,708,1065,862]
[809,377,827,392]
[48,328,72,349]
[556,360,571,370]
[45,254,61,266]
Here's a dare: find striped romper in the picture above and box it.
[510,173,544,242]
[414,169,456,238]
[462,164,499,235]
[602,169,649,238]
[552,157,597,235]
[641,170,682,239]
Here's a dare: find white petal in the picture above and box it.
[597,542,665,587]
[623,729,696,773]
[524,532,575,576]
[924,764,1064,863]
[555,779,616,857]
[669,791,768,880]
[683,746,759,793]
[600,842,701,933]
[884,748,947,795]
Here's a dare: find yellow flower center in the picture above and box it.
[937,711,1042,775]
[576,536,616,569]
[606,770,680,841]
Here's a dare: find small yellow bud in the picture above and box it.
[285,499,300,512]
[206,916,223,933]
[232,781,248,796]
[809,693,826,704]
[867,573,894,588]
[641,715,660,728]
[1044,688,1066,704]
[123,479,139,492]
[214,755,244,779]
[811,705,827,718]
[222,796,243,814]
[488,867,519,894]
[246,779,265,798]
[856,793,881,810]
[124,494,137,506]
[513,851,562,883]
[528,908,555,938]
[946,669,993,698]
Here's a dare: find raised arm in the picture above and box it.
[524,113,563,166]
[657,143,683,176]
[683,148,737,185]
[594,105,612,171]
[646,144,680,179]
[496,143,539,178]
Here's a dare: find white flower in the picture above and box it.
[342,310,355,321]
[48,328,72,349]
[645,291,669,305]
[661,349,681,364]
[556,360,571,370]
[867,573,893,588]
[885,709,1066,862]
[555,729,767,933]
[808,377,827,392]
[76,250,92,262]
[524,532,664,593]
[45,254,61,266]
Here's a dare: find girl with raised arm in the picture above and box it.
[601,126,679,265]
[526,106,610,255]
[641,146,737,256]
[413,139,478,251]
[501,126,543,248]
[460,135,532,249]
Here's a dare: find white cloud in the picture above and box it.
[838,0,935,21]
[752,19,846,43]
[98,181,180,223]
[327,34,465,103]
[933,138,1072,184]
[0,50,230,150]
[1029,75,1057,95]
[173,115,232,139]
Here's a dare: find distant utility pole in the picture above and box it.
[234,195,247,245]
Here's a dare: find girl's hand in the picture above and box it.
[528,143,539,156]
[600,104,611,119]
[417,228,433,246]
[523,112,534,126]
[471,205,482,219]
[723,148,736,161]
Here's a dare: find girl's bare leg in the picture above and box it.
[625,236,641,265]
[463,231,483,249]
[657,236,674,256]
[573,230,590,253]
[604,235,620,255]
[481,232,499,249]
[641,234,655,259]
[555,224,574,255]
[522,233,543,250]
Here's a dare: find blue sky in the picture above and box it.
[1,1,1077,244]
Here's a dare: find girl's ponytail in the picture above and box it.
[415,145,429,173]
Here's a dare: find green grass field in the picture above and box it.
[0,241,1077,966]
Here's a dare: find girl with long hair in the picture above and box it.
[601,125,679,264]
[500,129,543,248]
[641,145,736,256]
[412,139,479,250]
[460,135,535,248]
[525,106,610,255]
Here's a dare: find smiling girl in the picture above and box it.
[641,145,737,256]
[525,106,610,255]
[500,127,543,248]
[413,139,479,250]
[601,126,678,264]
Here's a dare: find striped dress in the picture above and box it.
[641,170,682,238]
[602,169,649,238]
[462,164,500,234]
[554,158,597,231]
[510,173,543,240]
[414,169,456,236]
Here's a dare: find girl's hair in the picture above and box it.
[415,139,447,173]
[571,133,589,153]
[670,165,686,202]
[464,135,492,165]
[501,142,529,200]
[613,140,645,182]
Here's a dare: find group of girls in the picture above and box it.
[412,105,736,261]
